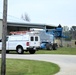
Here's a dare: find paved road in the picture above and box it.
[0,54,76,75]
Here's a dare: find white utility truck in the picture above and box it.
[0,31,40,54]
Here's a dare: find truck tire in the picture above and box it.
[29,50,36,54]
[53,43,58,50]
[16,46,24,54]
[46,43,52,50]
[6,50,9,53]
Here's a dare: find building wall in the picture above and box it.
[0,19,2,39]
[0,19,55,39]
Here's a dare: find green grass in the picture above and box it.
[36,47,76,55]
[1,47,75,55]
[0,59,60,75]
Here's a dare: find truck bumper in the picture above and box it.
[27,46,40,50]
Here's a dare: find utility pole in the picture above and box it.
[1,0,8,75]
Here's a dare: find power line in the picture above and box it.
[0,12,19,19]
[0,12,27,22]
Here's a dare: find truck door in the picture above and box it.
[6,36,9,50]
[30,36,34,46]
[30,36,40,47]
[0,37,8,50]
[34,36,40,46]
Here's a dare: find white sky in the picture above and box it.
[0,0,76,27]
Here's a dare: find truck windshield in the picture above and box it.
[0,39,2,42]
[6,37,8,41]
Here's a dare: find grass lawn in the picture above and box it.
[36,47,76,55]
[1,47,75,55]
[0,59,60,75]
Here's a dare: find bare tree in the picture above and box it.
[21,13,30,22]
[63,26,72,41]
[70,26,76,39]
[63,26,69,32]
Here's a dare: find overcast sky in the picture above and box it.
[0,0,76,27]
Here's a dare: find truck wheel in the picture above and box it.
[29,50,36,54]
[16,46,24,54]
[53,43,58,50]
[46,43,52,50]
[6,50,9,53]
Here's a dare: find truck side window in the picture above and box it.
[6,37,8,41]
[35,37,38,41]
[0,39,2,42]
[31,37,34,41]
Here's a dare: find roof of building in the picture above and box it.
[0,12,57,29]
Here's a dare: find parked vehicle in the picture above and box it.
[0,31,40,54]
[30,28,58,50]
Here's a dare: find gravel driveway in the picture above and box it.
[0,54,76,75]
